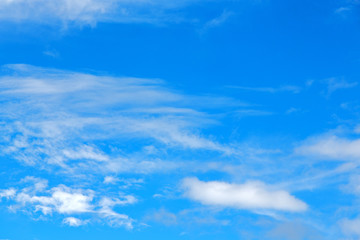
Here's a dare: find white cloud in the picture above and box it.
[21,176,48,193]
[268,221,322,240]
[15,185,94,214]
[2,178,135,228]
[0,64,236,174]
[52,188,93,214]
[228,85,301,94]
[0,0,210,26]
[62,145,109,162]
[335,6,351,14]
[63,217,87,227]
[104,157,183,174]
[200,10,233,33]
[103,176,119,184]
[355,125,360,134]
[181,178,308,212]
[323,78,358,96]
[341,175,360,195]
[0,188,16,199]
[286,107,301,114]
[295,135,360,161]
[339,217,360,237]
[43,49,59,58]
[104,177,144,189]
[145,208,178,226]
[98,196,135,229]
[235,109,273,117]
[100,195,137,208]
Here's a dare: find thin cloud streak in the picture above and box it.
[0,0,218,26]
[227,85,302,94]
[295,135,360,161]
[323,78,358,96]
[0,64,239,174]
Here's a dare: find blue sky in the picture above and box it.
[0,0,360,239]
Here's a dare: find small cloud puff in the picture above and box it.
[0,188,16,199]
[63,217,87,227]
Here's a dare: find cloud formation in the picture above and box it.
[63,217,87,227]
[181,178,308,212]
[0,64,235,175]
[16,185,94,214]
[227,85,302,94]
[3,177,135,228]
[296,135,360,161]
[0,0,209,26]
[0,188,16,199]
[339,217,360,238]
[323,78,358,96]
[268,221,322,240]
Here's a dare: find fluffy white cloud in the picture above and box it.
[2,177,136,228]
[15,185,94,214]
[182,178,308,212]
[0,188,16,199]
[295,135,360,161]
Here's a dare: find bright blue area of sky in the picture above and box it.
[0,0,360,239]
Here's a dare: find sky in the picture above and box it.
[0,0,360,239]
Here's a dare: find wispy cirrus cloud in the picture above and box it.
[335,6,351,15]
[341,174,360,195]
[334,0,360,18]
[323,78,358,96]
[0,0,114,25]
[267,221,323,240]
[339,217,360,238]
[0,0,223,26]
[199,10,234,34]
[295,135,360,161]
[227,85,302,94]
[0,64,239,175]
[0,64,317,229]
